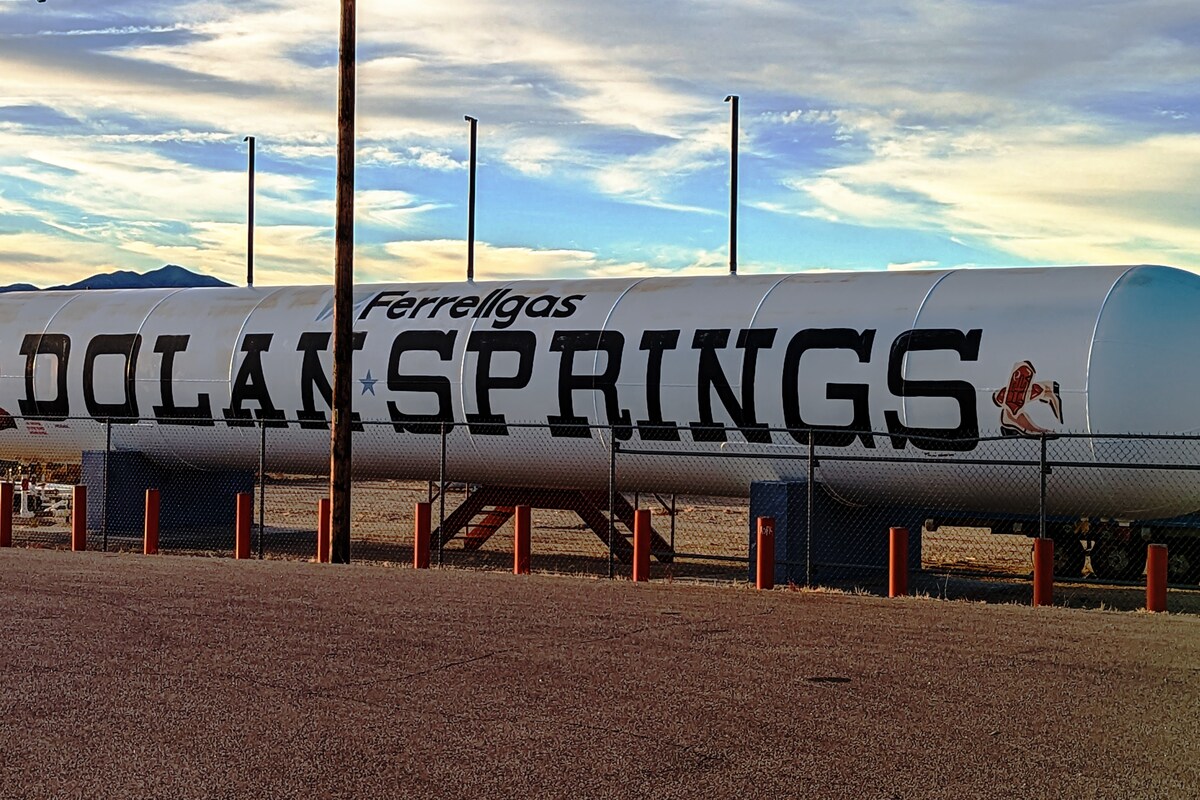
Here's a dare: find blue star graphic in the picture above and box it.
[359,370,378,396]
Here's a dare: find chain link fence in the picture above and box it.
[3,416,1199,593]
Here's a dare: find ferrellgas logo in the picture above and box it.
[355,289,586,329]
[992,361,1063,436]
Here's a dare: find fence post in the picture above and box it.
[316,498,331,563]
[806,428,815,587]
[889,527,908,597]
[756,516,775,590]
[144,489,160,555]
[438,422,447,567]
[103,418,111,552]
[71,485,87,552]
[235,492,252,559]
[608,434,617,580]
[514,504,531,575]
[633,508,651,582]
[1039,433,1048,540]
[1033,537,1054,606]
[669,493,676,554]
[0,482,11,547]
[258,419,267,559]
[1146,543,1168,613]
[414,501,431,569]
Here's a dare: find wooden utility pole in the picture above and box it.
[330,0,356,564]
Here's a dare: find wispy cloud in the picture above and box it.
[888,260,939,271]
[1,0,1198,285]
[14,25,187,38]
[793,119,1200,266]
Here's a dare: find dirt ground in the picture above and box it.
[1,548,1198,799]
[12,477,1200,614]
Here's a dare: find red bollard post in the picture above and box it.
[756,516,775,590]
[235,492,252,559]
[414,501,431,569]
[633,508,651,582]
[144,489,160,555]
[0,482,11,548]
[71,485,87,552]
[889,527,909,598]
[1146,543,1168,613]
[1033,537,1054,607]
[316,498,331,564]
[514,504,531,575]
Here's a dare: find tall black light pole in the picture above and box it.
[724,94,739,275]
[465,115,477,282]
[244,135,255,286]
[330,0,356,564]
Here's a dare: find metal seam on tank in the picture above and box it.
[226,286,287,391]
[36,293,83,418]
[745,274,794,479]
[134,288,188,389]
[747,274,792,327]
[133,287,188,345]
[593,278,647,444]
[1083,266,1137,454]
[36,293,82,341]
[902,269,956,431]
[456,280,516,469]
[456,280,513,425]
[184,285,286,474]
[745,273,792,401]
[129,288,191,469]
[147,286,270,474]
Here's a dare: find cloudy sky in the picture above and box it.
[0,0,1197,286]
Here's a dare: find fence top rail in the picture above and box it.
[8,414,1200,445]
[615,446,1200,472]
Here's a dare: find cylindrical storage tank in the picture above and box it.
[0,265,1196,518]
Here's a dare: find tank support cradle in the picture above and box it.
[430,485,675,564]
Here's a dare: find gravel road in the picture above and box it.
[1,549,1197,799]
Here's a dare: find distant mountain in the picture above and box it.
[0,265,231,293]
